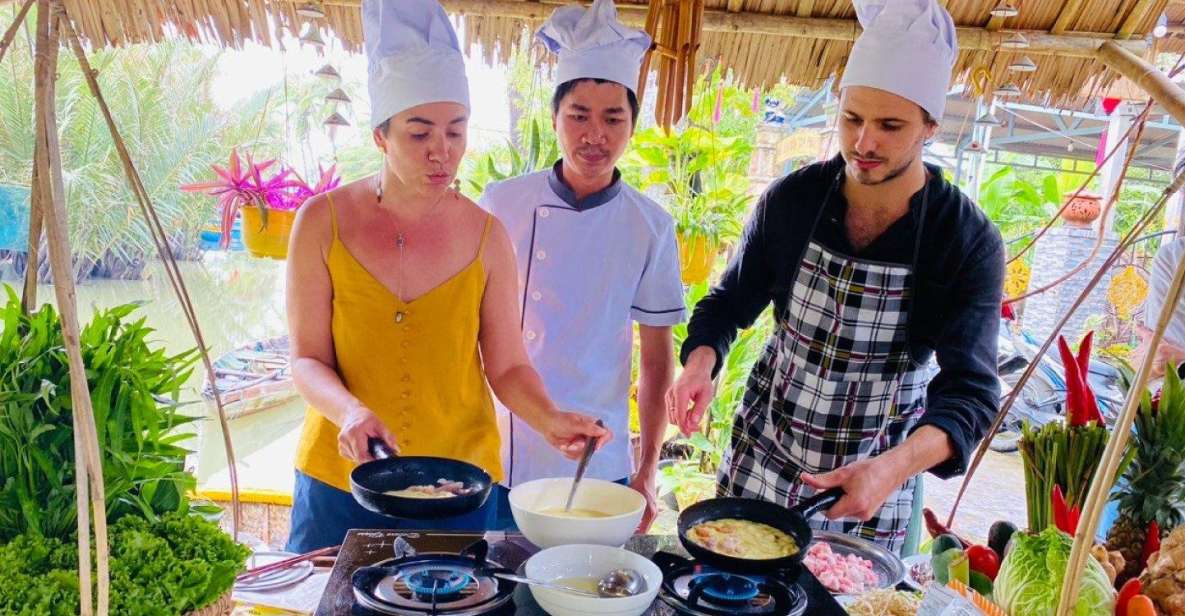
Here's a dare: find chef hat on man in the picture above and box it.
[363,0,469,129]
[838,0,958,121]
[536,0,652,93]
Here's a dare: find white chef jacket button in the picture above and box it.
[538,209,550,218]
[531,291,542,301]
[535,250,547,261]
[525,330,537,341]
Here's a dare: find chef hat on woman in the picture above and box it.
[363,0,469,129]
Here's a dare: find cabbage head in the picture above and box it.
[993,527,1114,616]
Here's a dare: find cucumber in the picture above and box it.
[987,520,1018,559]
[969,570,994,597]
[932,533,963,555]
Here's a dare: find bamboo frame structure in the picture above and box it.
[1098,40,1185,127]
[6,0,1185,614]
[1056,172,1185,614]
[403,0,1155,59]
[31,2,109,614]
[56,4,243,542]
[9,2,244,613]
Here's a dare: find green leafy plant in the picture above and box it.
[464,117,558,196]
[622,69,758,246]
[0,511,250,616]
[0,285,200,541]
[659,282,775,509]
[977,166,1061,248]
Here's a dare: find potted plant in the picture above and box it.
[622,71,759,285]
[182,151,339,260]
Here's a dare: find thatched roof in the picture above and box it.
[36,0,1184,106]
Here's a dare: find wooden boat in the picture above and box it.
[202,335,297,420]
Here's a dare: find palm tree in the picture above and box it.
[0,10,287,280]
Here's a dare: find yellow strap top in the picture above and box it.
[295,194,502,491]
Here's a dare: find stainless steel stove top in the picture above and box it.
[315,530,846,616]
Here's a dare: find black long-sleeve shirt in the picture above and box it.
[681,156,1005,478]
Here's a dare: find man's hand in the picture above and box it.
[799,457,907,521]
[630,472,659,533]
[666,347,718,436]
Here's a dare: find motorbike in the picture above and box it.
[989,317,1128,452]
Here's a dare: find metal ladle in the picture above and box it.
[596,567,646,597]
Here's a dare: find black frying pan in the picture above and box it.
[677,488,843,575]
[349,438,493,520]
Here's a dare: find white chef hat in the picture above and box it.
[363,0,469,129]
[838,0,958,121]
[536,0,652,93]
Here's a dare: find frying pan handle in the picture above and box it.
[794,487,844,518]
[368,437,396,460]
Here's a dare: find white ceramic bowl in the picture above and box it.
[525,544,661,616]
[509,478,645,548]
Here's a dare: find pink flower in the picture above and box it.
[182,151,340,247]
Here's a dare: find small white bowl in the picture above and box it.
[525,544,661,616]
[509,478,644,548]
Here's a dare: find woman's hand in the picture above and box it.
[337,402,399,463]
[540,411,612,460]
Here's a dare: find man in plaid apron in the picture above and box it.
[667,0,1005,553]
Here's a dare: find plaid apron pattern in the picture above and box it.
[719,241,929,553]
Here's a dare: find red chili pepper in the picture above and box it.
[1142,521,1161,568]
[1058,334,1103,427]
[1058,336,1088,427]
[1001,302,1015,321]
[1076,332,1103,425]
[923,508,972,547]
[1116,578,1143,616]
[1052,484,1078,534]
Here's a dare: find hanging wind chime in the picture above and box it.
[637,0,704,132]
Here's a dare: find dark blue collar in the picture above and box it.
[547,160,623,211]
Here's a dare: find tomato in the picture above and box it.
[965,544,1000,580]
[1126,595,1157,616]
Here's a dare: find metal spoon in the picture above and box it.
[564,419,605,512]
[488,572,601,598]
[596,567,645,597]
[492,568,644,598]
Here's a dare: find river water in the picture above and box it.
[8,252,304,495]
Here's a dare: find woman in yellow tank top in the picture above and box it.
[284,0,609,552]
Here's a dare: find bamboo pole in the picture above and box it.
[56,5,242,538]
[1056,169,1185,616]
[32,2,109,614]
[1098,40,1185,127]
[21,157,43,313]
[0,0,34,65]
[635,0,661,106]
[946,99,1160,528]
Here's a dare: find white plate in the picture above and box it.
[901,554,934,591]
[235,551,314,592]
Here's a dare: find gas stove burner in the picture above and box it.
[692,572,759,605]
[405,568,473,601]
[652,551,806,616]
[351,539,515,616]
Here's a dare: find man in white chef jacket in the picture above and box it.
[480,0,685,532]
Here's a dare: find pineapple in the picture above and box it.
[1141,524,1185,615]
[1107,369,1185,584]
